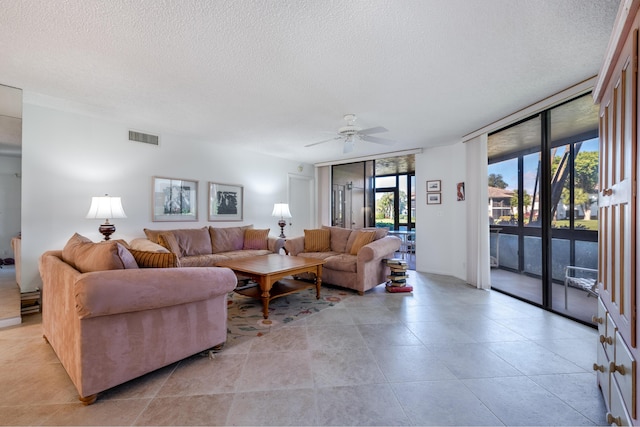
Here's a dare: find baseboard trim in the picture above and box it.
[0,316,21,329]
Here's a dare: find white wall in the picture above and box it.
[20,102,313,292]
[414,142,467,281]
[0,156,21,258]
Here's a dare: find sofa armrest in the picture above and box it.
[268,236,285,253]
[283,236,305,256]
[357,236,402,262]
[74,267,237,319]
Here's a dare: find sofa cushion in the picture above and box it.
[243,228,269,250]
[158,232,181,255]
[295,251,339,261]
[179,253,230,267]
[61,233,90,269]
[323,254,358,272]
[322,225,353,253]
[169,227,212,257]
[128,238,170,253]
[62,233,139,273]
[143,228,168,244]
[223,249,272,260]
[129,249,179,268]
[349,230,377,255]
[304,229,331,252]
[370,227,389,239]
[210,225,252,253]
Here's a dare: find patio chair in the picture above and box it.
[564,266,598,309]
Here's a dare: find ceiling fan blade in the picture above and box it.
[305,136,341,147]
[343,139,354,153]
[360,135,396,145]
[358,126,388,135]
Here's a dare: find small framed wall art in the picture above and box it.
[209,182,243,221]
[427,193,441,205]
[457,182,465,201]
[427,180,441,192]
[152,176,198,221]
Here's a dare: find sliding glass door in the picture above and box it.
[488,93,599,325]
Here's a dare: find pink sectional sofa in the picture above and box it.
[39,235,237,405]
[284,226,401,295]
[142,225,285,266]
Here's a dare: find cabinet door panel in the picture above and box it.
[599,27,637,345]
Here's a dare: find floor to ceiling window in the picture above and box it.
[488,93,599,325]
[374,174,415,231]
[374,157,416,267]
[331,155,416,267]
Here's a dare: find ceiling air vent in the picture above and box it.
[129,130,159,146]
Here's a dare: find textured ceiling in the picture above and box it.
[0,0,621,164]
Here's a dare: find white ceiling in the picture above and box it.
[0,0,621,164]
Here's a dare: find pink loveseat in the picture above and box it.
[284,226,401,295]
[39,245,236,405]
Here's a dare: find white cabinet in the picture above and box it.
[596,298,636,424]
[593,0,640,423]
[613,330,636,419]
[594,298,611,404]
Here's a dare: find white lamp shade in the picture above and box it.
[86,196,127,220]
[271,203,292,218]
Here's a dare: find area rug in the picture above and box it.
[225,283,353,346]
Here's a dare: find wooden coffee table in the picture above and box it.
[218,254,325,319]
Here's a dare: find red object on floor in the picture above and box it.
[386,284,413,293]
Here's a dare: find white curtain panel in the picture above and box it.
[465,134,491,289]
[316,166,331,227]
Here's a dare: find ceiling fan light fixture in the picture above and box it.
[338,125,360,136]
[305,113,396,151]
[343,114,357,125]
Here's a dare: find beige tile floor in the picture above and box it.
[0,270,605,426]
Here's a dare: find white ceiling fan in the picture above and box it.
[305,114,395,153]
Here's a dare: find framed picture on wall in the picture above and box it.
[457,182,465,201]
[427,180,441,192]
[152,176,198,221]
[427,193,441,205]
[209,182,243,221]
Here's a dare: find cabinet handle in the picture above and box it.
[607,413,622,426]
[592,315,604,324]
[603,188,613,196]
[610,361,626,375]
[593,363,605,373]
[600,335,613,345]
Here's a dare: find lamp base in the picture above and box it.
[99,223,116,241]
[277,219,287,238]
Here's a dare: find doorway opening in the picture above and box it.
[331,154,415,269]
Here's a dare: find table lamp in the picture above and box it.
[86,194,127,241]
[271,203,292,238]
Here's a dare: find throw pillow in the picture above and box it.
[128,237,170,253]
[210,225,252,253]
[304,229,331,252]
[346,227,386,253]
[243,228,270,250]
[157,232,181,255]
[62,233,139,273]
[365,227,389,239]
[143,228,165,244]
[129,249,179,268]
[349,230,377,255]
[61,233,92,269]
